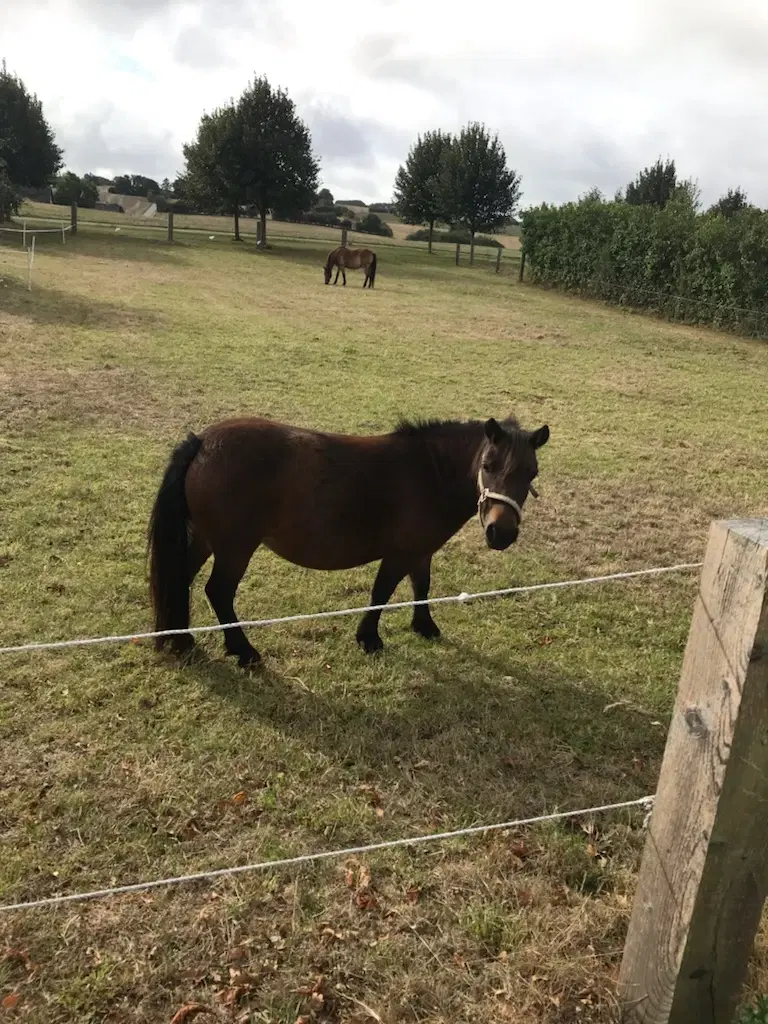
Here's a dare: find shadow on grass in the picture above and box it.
[183,627,664,835]
[0,273,163,331]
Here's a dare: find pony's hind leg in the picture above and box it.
[205,553,261,668]
[409,555,441,641]
[356,558,409,653]
[172,529,211,655]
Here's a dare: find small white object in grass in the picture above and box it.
[115,227,120,232]
[209,235,215,240]
[457,592,470,603]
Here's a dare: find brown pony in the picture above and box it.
[324,245,377,287]
[147,414,549,667]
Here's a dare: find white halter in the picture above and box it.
[476,469,539,527]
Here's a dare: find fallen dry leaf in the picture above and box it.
[344,868,355,889]
[359,865,372,889]
[217,985,252,1008]
[405,886,421,904]
[354,890,378,911]
[2,992,21,1010]
[510,841,530,861]
[230,791,248,806]
[169,1003,217,1023]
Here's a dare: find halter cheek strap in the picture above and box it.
[476,468,524,526]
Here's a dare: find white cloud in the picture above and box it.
[3,0,768,207]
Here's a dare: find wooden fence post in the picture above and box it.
[495,247,502,273]
[341,225,348,247]
[518,249,526,281]
[618,518,768,1024]
[167,210,174,243]
[455,243,460,266]
[70,202,78,236]
[256,220,263,246]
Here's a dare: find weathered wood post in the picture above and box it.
[70,202,78,236]
[341,225,348,247]
[518,249,526,281]
[495,247,502,273]
[455,243,460,266]
[618,518,768,1024]
[167,210,174,243]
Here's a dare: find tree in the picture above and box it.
[440,122,522,262]
[356,212,393,237]
[316,187,334,207]
[393,129,452,253]
[625,157,678,209]
[709,186,752,219]
[110,173,161,197]
[53,171,98,207]
[182,102,245,236]
[0,60,62,221]
[182,74,319,246]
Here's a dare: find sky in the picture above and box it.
[3,0,768,210]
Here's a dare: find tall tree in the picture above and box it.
[709,186,751,218]
[440,122,521,262]
[624,157,678,209]
[393,129,452,253]
[316,187,334,207]
[182,74,319,246]
[0,60,62,221]
[182,103,244,235]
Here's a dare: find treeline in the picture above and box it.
[521,159,768,337]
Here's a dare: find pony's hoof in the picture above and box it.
[357,633,384,655]
[169,633,196,655]
[236,648,262,669]
[413,620,441,641]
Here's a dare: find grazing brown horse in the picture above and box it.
[147,414,549,667]
[324,245,377,287]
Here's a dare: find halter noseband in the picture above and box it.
[476,468,538,527]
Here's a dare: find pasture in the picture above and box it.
[0,218,767,1023]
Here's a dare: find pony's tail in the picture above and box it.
[369,252,377,287]
[147,432,203,650]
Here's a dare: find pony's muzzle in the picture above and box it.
[485,521,518,550]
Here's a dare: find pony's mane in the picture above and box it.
[393,415,521,438]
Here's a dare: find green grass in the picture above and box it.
[0,220,767,1022]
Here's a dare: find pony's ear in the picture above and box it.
[484,418,505,443]
[528,424,550,449]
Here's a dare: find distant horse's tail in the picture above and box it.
[369,251,377,287]
[147,432,203,650]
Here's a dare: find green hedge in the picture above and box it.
[520,195,768,338]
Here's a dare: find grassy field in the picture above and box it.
[0,220,767,1024]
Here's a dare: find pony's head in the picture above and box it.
[476,418,549,550]
[323,256,333,284]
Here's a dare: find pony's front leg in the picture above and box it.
[409,555,441,640]
[341,268,346,286]
[356,558,408,653]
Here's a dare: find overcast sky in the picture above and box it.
[4,0,767,209]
